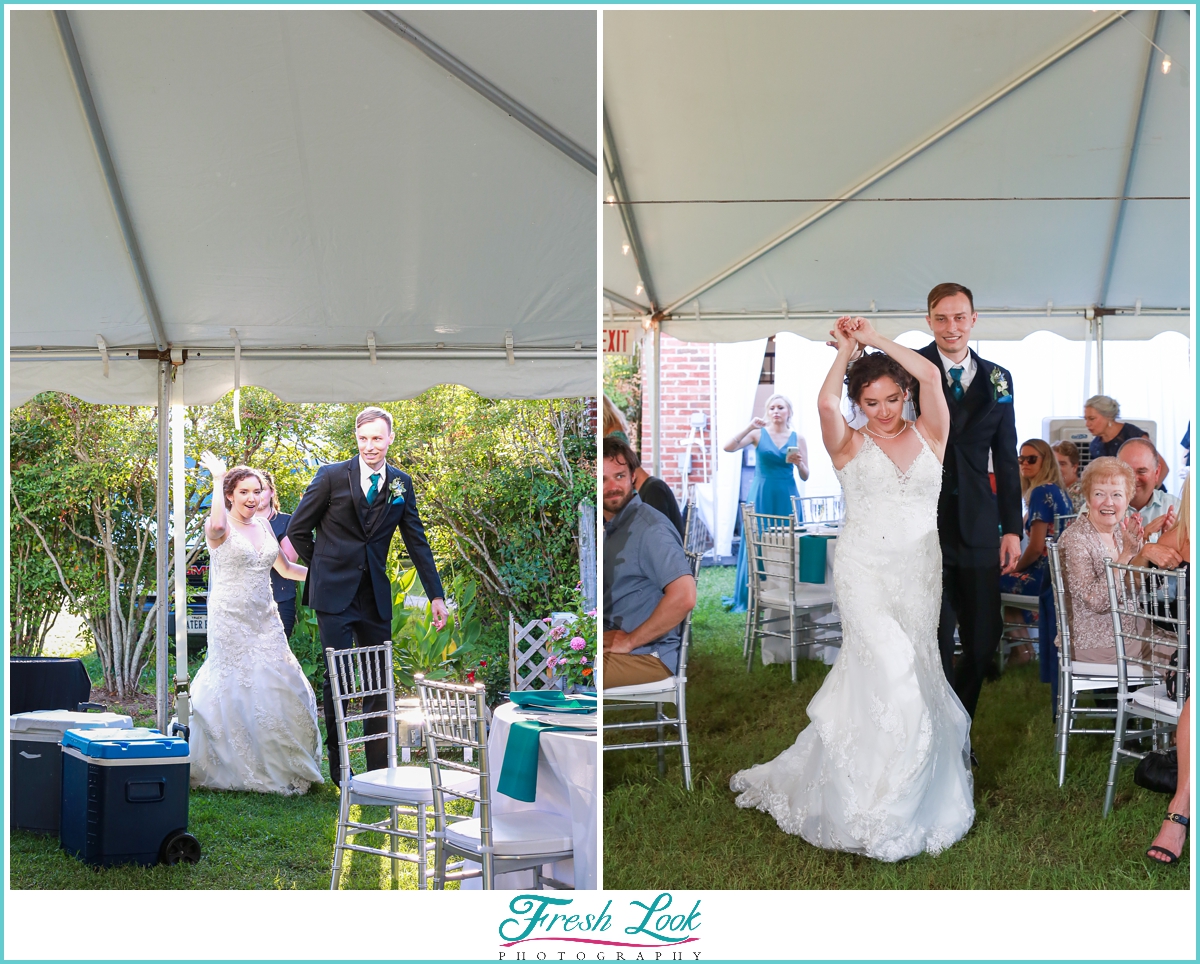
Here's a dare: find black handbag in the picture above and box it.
[1133,747,1178,795]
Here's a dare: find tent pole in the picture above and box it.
[172,362,191,730]
[1099,10,1162,308]
[661,10,1129,316]
[155,361,170,733]
[604,288,651,315]
[1096,315,1105,396]
[1083,316,1094,405]
[652,323,662,476]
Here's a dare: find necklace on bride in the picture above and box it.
[863,419,909,440]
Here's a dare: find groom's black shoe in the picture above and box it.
[970,750,980,769]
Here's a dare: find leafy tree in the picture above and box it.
[604,352,642,450]
[10,396,170,698]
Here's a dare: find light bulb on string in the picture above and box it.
[606,194,616,204]
[1162,55,1172,74]
[635,282,645,297]
[622,242,631,256]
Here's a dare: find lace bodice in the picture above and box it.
[207,519,282,662]
[835,432,942,547]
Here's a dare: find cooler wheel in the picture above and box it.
[159,830,202,866]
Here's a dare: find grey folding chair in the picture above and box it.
[416,676,574,889]
[602,495,703,791]
[742,506,834,681]
[325,642,477,890]
[1102,560,1188,817]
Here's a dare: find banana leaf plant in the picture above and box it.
[391,568,482,692]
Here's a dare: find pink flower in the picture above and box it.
[586,609,597,618]
[580,656,588,664]
[551,625,567,640]
[542,618,552,625]
[569,637,586,651]
[545,654,558,667]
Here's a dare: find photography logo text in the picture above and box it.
[497,892,702,960]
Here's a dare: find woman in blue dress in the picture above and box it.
[724,394,809,612]
[999,439,1074,671]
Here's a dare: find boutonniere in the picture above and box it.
[388,477,406,506]
[989,368,1013,403]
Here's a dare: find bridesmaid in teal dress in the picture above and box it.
[725,394,810,612]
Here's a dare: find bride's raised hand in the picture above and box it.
[847,316,878,346]
[832,317,857,352]
[199,451,228,480]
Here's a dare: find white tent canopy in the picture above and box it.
[603,9,1191,342]
[11,9,597,405]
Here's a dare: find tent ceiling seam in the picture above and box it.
[659,9,1131,317]
[53,11,169,354]
[1098,10,1163,308]
[368,11,596,175]
[604,108,659,311]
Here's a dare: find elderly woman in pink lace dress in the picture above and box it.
[1058,456,1148,664]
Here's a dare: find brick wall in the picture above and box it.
[639,334,716,497]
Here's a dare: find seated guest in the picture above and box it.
[604,435,685,538]
[1058,457,1147,664]
[999,439,1073,663]
[1052,440,1085,513]
[602,440,696,688]
[1085,394,1147,460]
[1146,698,1190,866]
[1117,437,1180,533]
[603,394,631,444]
[1134,482,1190,866]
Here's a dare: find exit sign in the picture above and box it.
[604,325,637,356]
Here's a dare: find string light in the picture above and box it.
[621,242,631,256]
[1162,55,1172,74]
[606,194,616,204]
[635,281,645,297]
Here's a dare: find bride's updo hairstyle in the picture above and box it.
[222,466,267,509]
[845,350,914,409]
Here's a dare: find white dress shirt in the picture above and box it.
[358,456,388,500]
[937,348,977,393]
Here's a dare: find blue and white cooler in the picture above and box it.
[59,727,199,867]
[9,710,133,834]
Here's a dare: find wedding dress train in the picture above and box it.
[731,432,974,861]
[189,517,323,795]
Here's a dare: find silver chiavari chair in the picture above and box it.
[1102,561,1188,817]
[742,506,835,682]
[1045,541,1145,787]
[416,676,574,888]
[326,642,477,889]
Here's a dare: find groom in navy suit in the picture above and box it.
[288,406,446,785]
[912,283,1023,724]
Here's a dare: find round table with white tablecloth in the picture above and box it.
[461,699,597,889]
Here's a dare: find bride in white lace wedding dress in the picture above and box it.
[731,317,974,861]
[188,454,323,795]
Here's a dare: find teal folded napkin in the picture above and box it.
[508,691,597,715]
[496,720,574,802]
[798,534,834,584]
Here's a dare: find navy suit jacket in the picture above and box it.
[912,344,1022,557]
[286,457,444,620]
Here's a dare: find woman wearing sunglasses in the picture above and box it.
[998,439,1074,664]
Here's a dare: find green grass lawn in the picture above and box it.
[603,566,1189,889]
[10,651,468,890]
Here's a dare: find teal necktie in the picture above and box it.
[366,472,381,505]
[949,366,965,402]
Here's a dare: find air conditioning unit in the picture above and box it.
[1042,418,1157,468]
